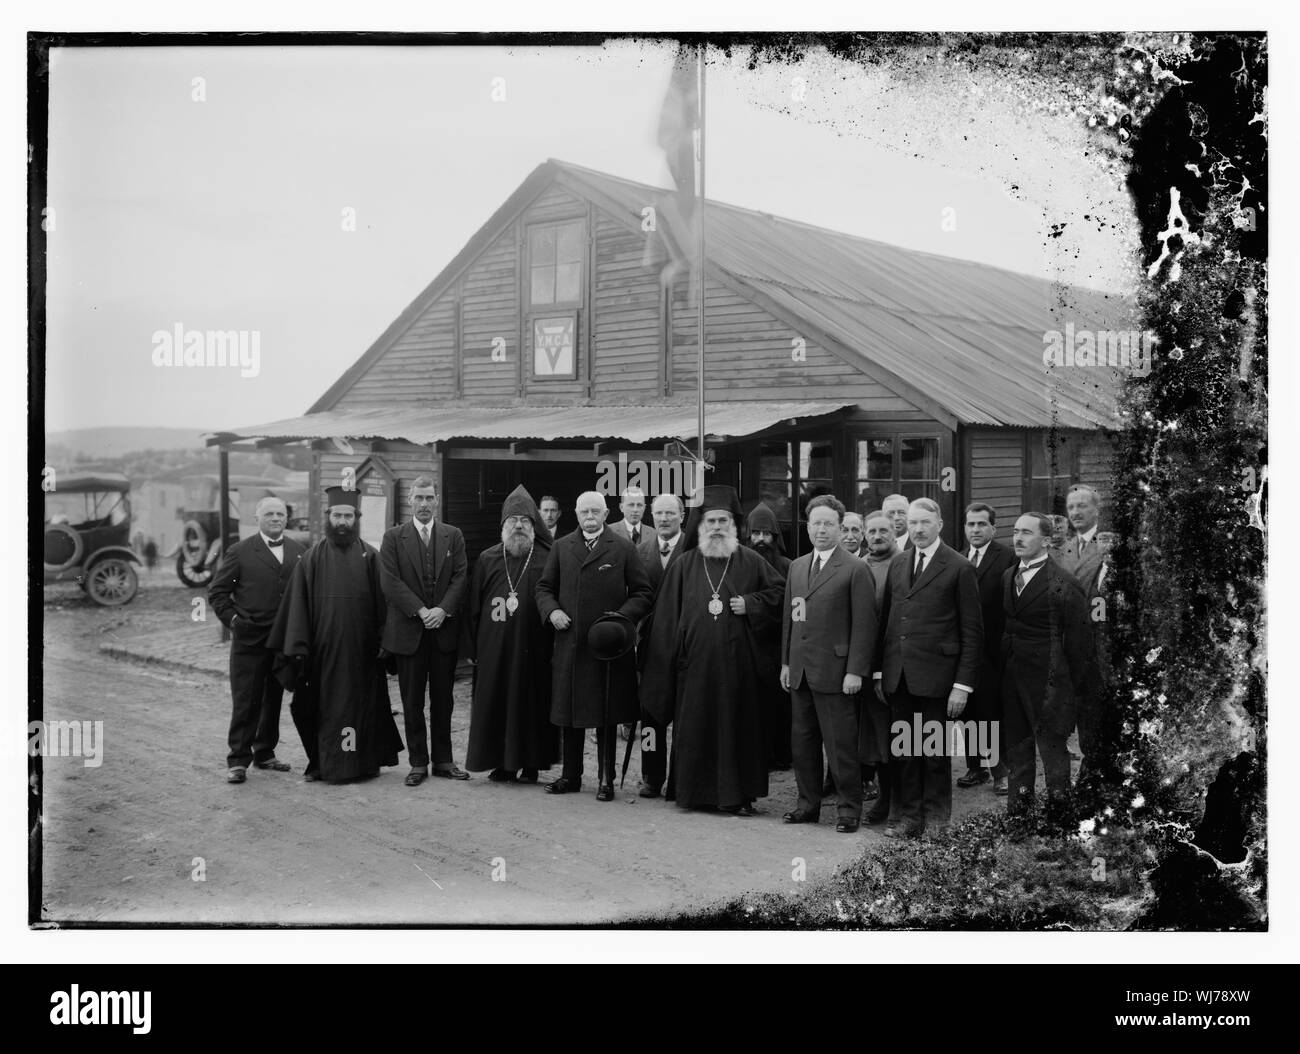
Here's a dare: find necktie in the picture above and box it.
[912,551,926,586]
[631,525,641,545]
[585,535,598,552]
[810,554,823,580]
[660,542,671,557]
[420,525,431,547]
[266,537,283,548]
[1079,536,1090,558]
[1015,558,1048,595]
[969,547,980,567]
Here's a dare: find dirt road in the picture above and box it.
[36,574,996,926]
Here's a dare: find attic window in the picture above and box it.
[529,221,583,307]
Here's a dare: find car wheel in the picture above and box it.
[86,558,138,606]
[176,550,213,588]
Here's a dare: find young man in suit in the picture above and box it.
[780,494,877,833]
[536,490,653,801]
[957,502,1018,794]
[881,493,912,554]
[635,492,686,798]
[873,498,983,839]
[380,476,469,786]
[1001,512,1097,824]
[209,496,307,783]
[616,486,648,547]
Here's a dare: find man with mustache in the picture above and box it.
[1001,512,1097,824]
[464,486,558,784]
[634,492,687,798]
[380,476,470,786]
[537,490,653,801]
[881,493,913,554]
[268,486,403,783]
[640,486,784,814]
[209,495,306,784]
[840,511,866,558]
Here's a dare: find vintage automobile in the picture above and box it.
[43,472,141,606]
[172,473,310,587]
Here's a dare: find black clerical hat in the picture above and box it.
[324,485,359,510]
[587,611,637,661]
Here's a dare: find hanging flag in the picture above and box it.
[657,45,700,216]
[654,45,702,294]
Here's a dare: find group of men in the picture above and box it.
[209,473,1110,840]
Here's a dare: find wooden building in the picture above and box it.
[210,160,1132,561]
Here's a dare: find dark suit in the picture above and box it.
[875,541,983,829]
[1000,558,1096,813]
[963,540,1017,772]
[536,527,653,783]
[380,519,468,770]
[781,546,877,821]
[636,531,685,791]
[209,533,306,769]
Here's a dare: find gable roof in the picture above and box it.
[312,159,1136,429]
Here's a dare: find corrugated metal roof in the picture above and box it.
[210,401,852,446]
[554,161,1136,429]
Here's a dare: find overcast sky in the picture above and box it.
[43,40,1138,435]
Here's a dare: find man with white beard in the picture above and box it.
[639,486,784,814]
[465,486,559,783]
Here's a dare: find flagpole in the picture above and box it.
[695,42,707,467]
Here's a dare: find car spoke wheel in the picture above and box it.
[87,558,138,606]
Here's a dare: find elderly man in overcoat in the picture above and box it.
[535,490,653,801]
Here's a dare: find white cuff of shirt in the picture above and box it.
[872,672,882,681]
[953,683,973,694]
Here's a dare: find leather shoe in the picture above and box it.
[596,784,614,802]
[782,809,819,825]
[993,775,1009,796]
[836,818,861,833]
[226,766,246,784]
[637,782,662,799]
[253,758,291,772]
[883,823,923,840]
[432,765,470,780]
[404,768,427,787]
[546,777,581,794]
[957,768,990,788]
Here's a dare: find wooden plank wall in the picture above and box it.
[965,429,1026,541]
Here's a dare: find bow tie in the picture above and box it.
[265,538,284,548]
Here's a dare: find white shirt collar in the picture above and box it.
[260,533,282,548]
[1078,525,1098,544]
[968,540,989,557]
[915,538,941,562]
[1018,555,1050,571]
[659,531,682,549]
[582,528,603,541]
[894,534,908,552]
[812,546,836,567]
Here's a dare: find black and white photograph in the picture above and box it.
[23,7,1285,971]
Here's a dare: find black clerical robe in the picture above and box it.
[639,545,784,808]
[464,540,559,773]
[268,537,403,782]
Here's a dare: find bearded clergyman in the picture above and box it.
[639,485,785,815]
[464,486,559,783]
[268,485,403,783]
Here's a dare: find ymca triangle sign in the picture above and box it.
[533,314,576,379]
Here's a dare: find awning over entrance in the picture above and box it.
[208,401,854,447]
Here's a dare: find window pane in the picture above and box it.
[759,442,791,481]
[900,436,939,479]
[758,483,792,524]
[556,222,583,263]
[531,266,555,305]
[531,226,556,263]
[555,262,581,303]
[856,438,893,481]
[798,440,833,483]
